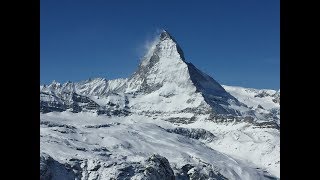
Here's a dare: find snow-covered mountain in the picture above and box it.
[222,85,280,125]
[40,30,280,180]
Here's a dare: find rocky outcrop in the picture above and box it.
[40,154,176,180]
[166,127,216,142]
[142,154,175,180]
[174,163,228,180]
[40,91,130,116]
[40,153,77,180]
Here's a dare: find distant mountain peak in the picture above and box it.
[159,29,173,41]
[124,31,245,116]
[157,30,185,60]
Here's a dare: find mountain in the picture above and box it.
[41,30,279,127]
[40,30,280,180]
[222,85,280,125]
[126,30,243,118]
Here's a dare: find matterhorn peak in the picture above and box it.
[156,29,186,60]
[126,30,192,93]
[159,29,174,41]
[126,30,241,116]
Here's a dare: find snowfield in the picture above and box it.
[41,112,278,180]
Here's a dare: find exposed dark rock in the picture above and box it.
[166,127,216,142]
[174,163,228,180]
[40,92,67,113]
[143,154,175,180]
[92,147,109,152]
[40,153,76,180]
[116,164,137,180]
[40,121,76,129]
[83,122,116,129]
[70,103,82,113]
[165,117,197,124]
[253,121,280,130]
[254,92,269,98]
[40,154,52,180]
[40,90,131,116]
[72,93,91,103]
[85,124,111,128]
[272,93,280,104]
[52,128,76,134]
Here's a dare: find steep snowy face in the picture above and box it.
[127,30,194,94]
[126,30,243,116]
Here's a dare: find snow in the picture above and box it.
[90,93,127,108]
[223,85,279,110]
[40,30,280,179]
[180,119,280,177]
[41,112,278,179]
[140,37,160,67]
[128,37,195,93]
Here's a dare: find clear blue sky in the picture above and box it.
[40,0,279,89]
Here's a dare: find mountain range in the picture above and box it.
[40,30,280,180]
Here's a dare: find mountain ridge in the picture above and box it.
[41,30,279,126]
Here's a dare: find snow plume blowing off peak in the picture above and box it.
[127,29,190,92]
[139,29,185,68]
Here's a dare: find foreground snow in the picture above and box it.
[40,112,279,180]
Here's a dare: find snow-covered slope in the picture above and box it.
[222,85,280,125]
[222,85,279,110]
[40,30,280,179]
[180,119,280,178]
[41,112,278,180]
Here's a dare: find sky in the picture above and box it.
[40,0,279,90]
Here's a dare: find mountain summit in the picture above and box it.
[159,30,185,59]
[159,30,172,40]
[126,30,249,119]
